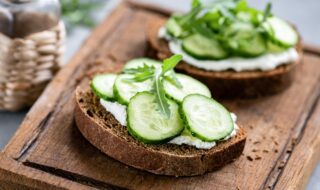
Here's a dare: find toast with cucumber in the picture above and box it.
[75,55,246,176]
[147,0,302,98]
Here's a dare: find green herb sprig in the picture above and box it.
[168,0,273,40]
[123,55,183,118]
[61,0,103,29]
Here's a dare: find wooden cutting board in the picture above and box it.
[1,2,320,189]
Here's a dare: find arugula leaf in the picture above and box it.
[123,63,155,74]
[153,69,171,118]
[262,2,272,22]
[162,55,183,74]
[122,55,183,117]
[165,73,183,89]
[192,0,201,8]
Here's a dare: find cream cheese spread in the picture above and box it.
[168,113,238,149]
[158,27,299,72]
[100,99,127,126]
[100,99,238,149]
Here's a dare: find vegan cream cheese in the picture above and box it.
[100,99,127,126]
[158,27,299,72]
[100,99,238,149]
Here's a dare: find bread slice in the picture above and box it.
[147,17,303,98]
[74,87,246,176]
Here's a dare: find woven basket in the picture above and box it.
[0,21,65,111]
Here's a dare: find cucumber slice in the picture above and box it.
[263,17,298,48]
[113,74,153,105]
[166,17,183,38]
[123,58,161,70]
[181,94,234,142]
[182,34,229,60]
[90,73,117,100]
[225,22,266,57]
[127,92,184,144]
[163,74,211,103]
[237,34,266,57]
[267,41,286,53]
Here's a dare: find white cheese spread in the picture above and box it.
[158,27,299,72]
[100,99,127,126]
[100,99,238,150]
[168,113,238,149]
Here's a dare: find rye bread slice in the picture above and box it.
[74,87,246,176]
[147,17,303,98]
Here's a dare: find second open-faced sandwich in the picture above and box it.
[148,0,302,98]
[75,55,246,176]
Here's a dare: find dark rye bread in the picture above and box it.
[74,88,246,176]
[147,17,303,98]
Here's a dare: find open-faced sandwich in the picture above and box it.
[75,55,246,176]
[148,0,302,98]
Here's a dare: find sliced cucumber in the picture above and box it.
[263,17,298,48]
[166,17,183,38]
[127,92,184,144]
[237,34,266,57]
[225,22,266,57]
[267,41,286,53]
[182,34,229,60]
[181,94,234,142]
[163,74,211,103]
[123,58,161,70]
[113,74,153,105]
[90,73,117,100]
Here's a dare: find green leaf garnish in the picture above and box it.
[123,63,156,75]
[162,54,183,74]
[123,55,183,117]
[153,69,171,118]
[262,2,272,22]
[164,0,286,56]
[165,73,183,89]
[123,63,155,82]
[192,0,201,8]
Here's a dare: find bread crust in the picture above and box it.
[74,88,246,176]
[147,17,303,98]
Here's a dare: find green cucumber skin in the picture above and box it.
[91,80,118,102]
[90,82,114,101]
[180,94,234,142]
[268,34,296,49]
[263,18,298,48]
[182,44,229,60]
[234,42,267,58]
[163,74,211,104]
[126,92,184,144]
[113,83,129,105]
[126,116,183,144]
[181,35,230,60]
[165,92,183,105]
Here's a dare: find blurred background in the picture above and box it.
[0,0,319,189]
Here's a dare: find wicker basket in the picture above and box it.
[0,22,65,111]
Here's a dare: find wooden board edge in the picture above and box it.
[274,97,320,189]
[303,44,320,56]
[262,74,320,189]
[0,153,92,190]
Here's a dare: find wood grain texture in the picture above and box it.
[0,2,320,189]
[0,154,93,190]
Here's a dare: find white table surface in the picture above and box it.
[0,0,319,189]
